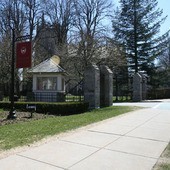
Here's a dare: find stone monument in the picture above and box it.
[84,64,100,109]
[133,73,142,102]
[100,65,113,107]
[141,74,147,100]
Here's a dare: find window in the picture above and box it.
[37,77,58,90]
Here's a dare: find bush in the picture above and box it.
[0,102,89,116]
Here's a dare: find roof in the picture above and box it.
[29,56,66,73]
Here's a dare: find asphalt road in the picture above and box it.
[113,99,170,110]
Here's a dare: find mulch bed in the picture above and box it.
[0,111,55,126]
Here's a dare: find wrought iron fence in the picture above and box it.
[0,92,84,103]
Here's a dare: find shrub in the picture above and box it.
[0,102,89,116]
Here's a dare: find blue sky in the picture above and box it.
[113,0,170,35]
[157,0,170,34]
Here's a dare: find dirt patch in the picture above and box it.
[0,111,55,126]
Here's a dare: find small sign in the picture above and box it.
[26,104,36,111]
[16,41,32,68]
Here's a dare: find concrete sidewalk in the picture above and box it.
[0,108,170,170]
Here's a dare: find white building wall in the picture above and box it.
[58,75,62,91]
[33,75,37,91]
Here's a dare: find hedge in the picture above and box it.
[147,88,170,99]
[0,102,89,116]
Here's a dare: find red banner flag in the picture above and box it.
[16,41,32,68]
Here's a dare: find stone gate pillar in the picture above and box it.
[100,65,113,107]
[141,74,147,100]
[133,73,142,102]
[84,64,100,109]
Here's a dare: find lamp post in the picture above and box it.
[7,29,31,119]
[7,28,16,119]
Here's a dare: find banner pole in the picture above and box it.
[7,28,16,119]
[7,32,31,119]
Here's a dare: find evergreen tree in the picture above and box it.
[112,0,167,74]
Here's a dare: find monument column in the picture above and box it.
[141,74,147,100]
[84,64,100,109]
[100,65,113,107]
[133,73,142,102]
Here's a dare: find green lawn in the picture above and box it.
[113,96,131,102]
[157,143,170,170]
[159,164,170,170]
[0,106,138,150]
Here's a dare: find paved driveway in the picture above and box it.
[113,99,170,110]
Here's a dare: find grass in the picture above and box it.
[158,143,170,170]
[164,143,170,157]
[0,106,138,150]
[65,94,84,102]
[159,164,170,170]
[113,96,131,102]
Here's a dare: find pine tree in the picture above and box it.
[112,0,167,74]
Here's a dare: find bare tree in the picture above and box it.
[71,0,112,74]
[0,0,26,36]
[40,0,74,58]
[21,0,42,89]
[0,0,28,95]
[23,0,41,40]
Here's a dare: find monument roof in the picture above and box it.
[29,56,66,73]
